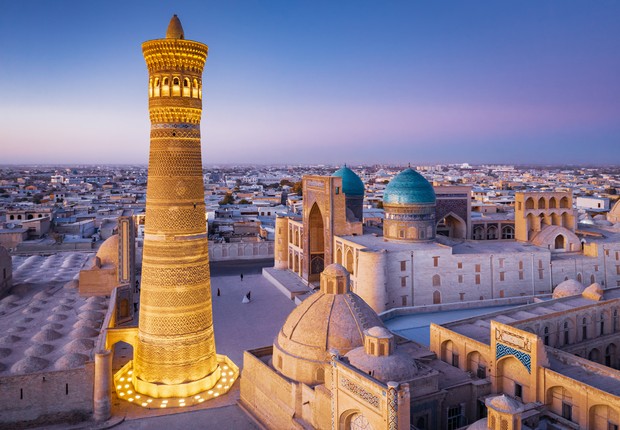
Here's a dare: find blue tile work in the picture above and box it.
[496,342,531,373]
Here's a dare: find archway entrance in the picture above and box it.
[309,203,325,282]
[436,213,466,239]
[555,235,565,250]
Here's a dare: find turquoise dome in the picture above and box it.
[383,168,436,205]
[333,166,365,196]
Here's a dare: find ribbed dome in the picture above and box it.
[273,264,384,385]
[333,166,365,196]
[166,14,185,39]
[383,168,435,205]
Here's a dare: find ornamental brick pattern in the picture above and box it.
[134,17,219,392]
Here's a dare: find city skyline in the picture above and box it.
[1,1,619,165]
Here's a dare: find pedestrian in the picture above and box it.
[240,273,244,281]
[247,290,251,300]
[217,288,221,297]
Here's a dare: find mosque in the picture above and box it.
[272,165,620,313]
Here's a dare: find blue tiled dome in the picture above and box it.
[333,166,365,196]
[383,168,435,205]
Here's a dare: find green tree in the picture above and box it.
[292,181,303,196]
[238,198,251,205]
[219,192,235,205]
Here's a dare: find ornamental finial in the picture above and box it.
[166,14,185,39]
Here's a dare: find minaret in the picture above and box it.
[132,15,225,399]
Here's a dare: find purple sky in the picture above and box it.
[0,1,619,165]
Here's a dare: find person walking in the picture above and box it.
[217,288,221,297]
[240,273,244,281]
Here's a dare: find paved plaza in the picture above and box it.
[109,261,295,429]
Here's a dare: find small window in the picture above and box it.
[519,271,524,280]
[451,353,459,368]
[519,260,524,270]
[562,402,572,421]
[498,258,504,268]
[499,272,505,281]
[458,275,463,283]
[514,383,522,399]
[335,186,340,194]
[457,262,462,269]
[401,296,407,306]
[401,277,407,287]
[475,264,481,273]
[475,274,480,285]
[400,261,407,271]
[433,256,439,267]
[173,77,180,86]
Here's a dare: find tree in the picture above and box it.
[280,179,294,188]
[292,181,303,196]
[219,192,235,205]
[238,199,251,205]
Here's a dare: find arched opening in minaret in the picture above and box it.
[308,203,324,283]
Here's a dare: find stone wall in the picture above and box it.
[0,364,94,427]
[208,241,273,261]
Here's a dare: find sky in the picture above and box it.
[0,1,619,166]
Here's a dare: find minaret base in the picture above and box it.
[113,354,238,408]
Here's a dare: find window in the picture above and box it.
[582,318,588,340]
[451,353,459,368]
[564,322,570,344]
[519,260,524,270]
[400,261,407,271]
[562,402,572,421]
[401,277,407,287]
[544,326,549,345]
[476,365,486,379]
[401,296,407,306]
[433,256,439,267]
[514,383,522,399]
[475,274,480,285]
[519,271,524,280]
[475,264,481,273]
[539,269,544,279]
[595,265,599,272]
[499,272,505,281]
[498,258,504,268]
[447,405,464,430]
[458,275,463,283]
[335,186,340,194]
[457,262,463,269]
[432,274,441,287]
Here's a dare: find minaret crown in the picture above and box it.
[166,14,185,39]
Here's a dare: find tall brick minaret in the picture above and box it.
[133,15,222,398]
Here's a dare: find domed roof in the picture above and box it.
[166,14,185,39]
[367,326,392,338]
[345,346,418,383]
[274,264,384,385]
[553,279,585,299]
[96,234,118,267]
[333,166,365,196]
[487,394,523,413]
[383,168,435,205]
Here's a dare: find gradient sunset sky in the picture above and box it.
[1,1,619,165]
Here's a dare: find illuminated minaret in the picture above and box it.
[130,15,232,399]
